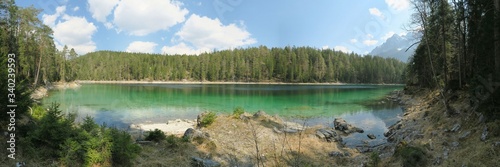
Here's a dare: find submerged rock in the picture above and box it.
[367,133,376,139]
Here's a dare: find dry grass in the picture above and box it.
[382,89,500,167]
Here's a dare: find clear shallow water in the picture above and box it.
[43,84,403,145]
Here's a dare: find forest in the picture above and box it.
[1,0,500,166]
[406,0,499,113]
[73,48,406,84]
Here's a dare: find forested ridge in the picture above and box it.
[73,48,406,84]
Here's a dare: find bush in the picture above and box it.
[109,128,141,167]
[31,105,46,120]
[145,129,167,142]
[233,106,245,118]
[200,111,217,127]
[394,145,427,167]
[368,151,380,167]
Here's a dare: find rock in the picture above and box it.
[329,151,351,157]
[451,141,459,147]
[316,128,342,142]
[450,123,461,132]
[183,128,209,140]
[459,131,471,140]
[443,148,450,159]
[481,126,489,141]
[253,110,268,118]
[478,113,486,123]
[494,141,500,147]
[367,133,376,139]
[433,156,442,165]
[191,157,221,167]
[334,118,364,134]
[357,146,372,153]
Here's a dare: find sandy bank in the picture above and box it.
[130,119,197,136]
[31,81,81,100]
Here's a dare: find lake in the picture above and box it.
[43,84,403,146]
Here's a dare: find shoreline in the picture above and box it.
[76,80,405,86]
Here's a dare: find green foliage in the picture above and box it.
[109,127,141,167]
[200,111,217,127]
[368,151,381,167]
[233,106,245,118]
[72,47,406,84]
[394,145,427,167]
[29,103,76,156]
[165,135,190,149]
[145,129,167,142]
[30,105,46,120]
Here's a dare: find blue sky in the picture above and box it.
[16,0,413,55]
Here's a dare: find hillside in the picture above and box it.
[72,47,407,84]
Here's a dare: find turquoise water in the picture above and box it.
[43,84,403,144]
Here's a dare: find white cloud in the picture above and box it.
[334,46,351,53]
[42,6,66,27]
[363,39,379,46]
[126,41,158,53]
[53,15,97,54]
[381,31,396,40]
[73,6,79,11]
[113,0,189,36]
[350,39,358,43]
[87,0,119,23]
[163,14,256,55]
[322,45,329,50]
[162,42,209,55]
[385,0,410,11]
[42,6,97,55]
[369,8,384,19]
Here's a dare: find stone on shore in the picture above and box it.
[191,156,221,167]
[334,118,364,134]
[316,128,342,142]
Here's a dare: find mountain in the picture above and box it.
[369,32,420,62]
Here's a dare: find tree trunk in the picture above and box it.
[494,0,500,81]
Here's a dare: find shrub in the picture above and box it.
[394,145,427,167]
[233,106,245,118]
[368,151,380,167]
[109,128,141,167]
[145,129,167,142]
[31,105,46,120]
[200,111,217,127]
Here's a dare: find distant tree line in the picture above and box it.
[73,47,406,84]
